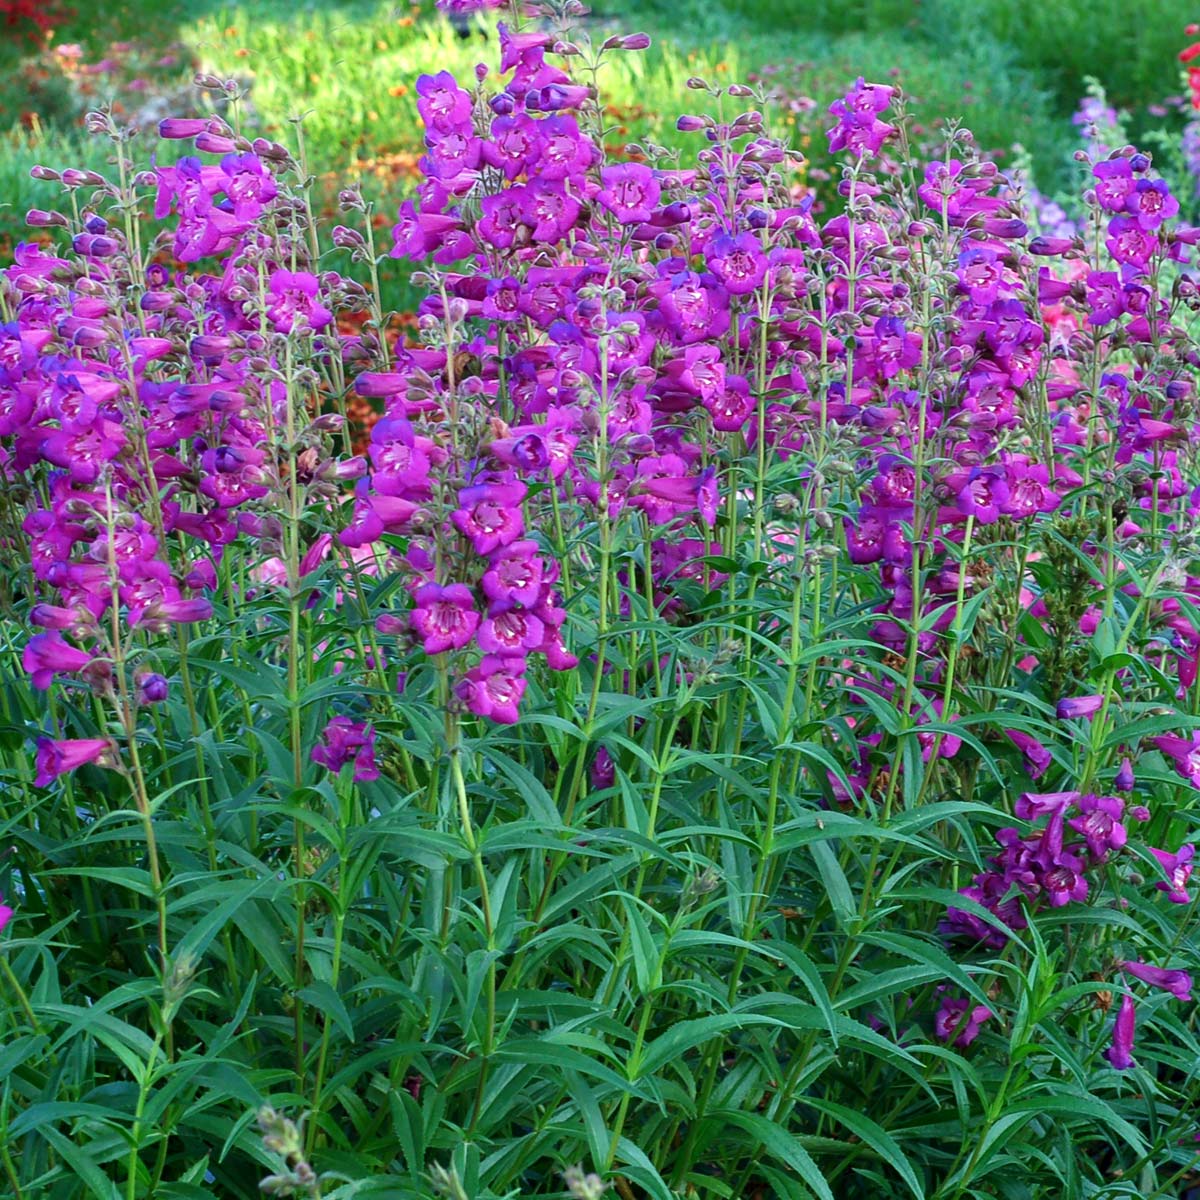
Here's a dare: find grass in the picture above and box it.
[0,0,1189,273]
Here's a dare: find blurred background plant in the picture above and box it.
[1,0,1199,311]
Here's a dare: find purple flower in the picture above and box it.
[136,672,170,705]
[934,996,992,1047]
[1115,757,1135,792]
[945,465,1009,524]
[267,270,332,334]
[1126,179,1178,230]
[0,895,11,935]
[477,604,545,655]
[1014,790,1078,820]
[452,483,526,555]
[1067,794,1127,860]
[22,633,93,690]
[1055,694,1104,720]
[591,747,615,789]
[410,583,480,654]
[1151,732,1200,788]
[1093,159,1135,212]
[35,737,115,787]
[597,163,660,223]
[311,718,379,783]
[1149,843,1194,904]
[1106,216,1157,269]
[1004,730,1052,779]
[709,233,768,295]
[457,655,527,724]
[1104,993,1136,1070]
[1121,960,1193,1002]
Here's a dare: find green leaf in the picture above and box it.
[715,1109,834,1200]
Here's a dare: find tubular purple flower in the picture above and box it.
[1104,993,1136,1070]
[35,737,116,787]
[1055,694,1104,720]
[22,633,93,690]
[1121,960,1193,1002]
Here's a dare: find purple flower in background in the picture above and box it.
[1056,694,1104,720]
[1121,960,1193,1002]
[1114,758,1135,792]
[1005,730,1052,779]
[1149,843,1195,904]
[934,996,992,1047]
[1152,732,1200,788]
[1104,993,1136,1069]
[34,737,115,787]
[22,633,92,690]
[311,717,379,783]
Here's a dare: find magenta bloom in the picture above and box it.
[827,77,894,156]
[709,233,767,295]
[1004,730,1052,779]
[477,604,545,655]
[1014,790,1078,820]
[452,483,526,555]
[591,747,615,789]
[0,895,11,935]
[1114,757,1135,792]
[1104,993,1136,1070]
[410,583,480,654]
[1067,794,1127,860]
[1121,960,1193,1002]
[457,654,527,724]
[481,541,543,607]
[311,717,379,783]
[596,163,660,223]
[35,737,115,787]
[934,996,992,1047]
[1055,694,1104,720]
[23,633,93,690]
[266,270,332,334]
[1152,732,1200,788]
[1149,843,1194,904]
[1093,159,1135,212]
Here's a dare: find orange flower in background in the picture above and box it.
[389,84,408,97]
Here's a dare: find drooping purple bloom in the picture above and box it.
[1104,993,1136,1070]
[1152,732,1200,788]
[35,737,115,787]
[1149,843,1195,904]
[1055,694,1104,720]
[934,996,992,1047]
[1004,730,1052,779]
[310,717,379,783]
[1121,960,1193,1002]
[22,633,93,690]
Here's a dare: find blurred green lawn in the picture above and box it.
[0,0,1192,308]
